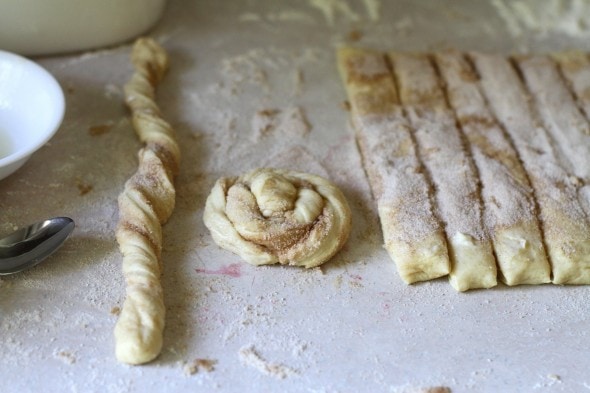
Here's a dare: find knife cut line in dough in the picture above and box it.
[203,168,351,269]
[517,55,590,178]
[517,55,590,219]
[551,52,590,219]
[337,47,450,284]
[389,52,497,291]
[434,51,550,286]
[115,37,180,365]
[515,54,590,282]
[552,51,590,126]
[472,52,590,285]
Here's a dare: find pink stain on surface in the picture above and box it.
[196,263,242,278]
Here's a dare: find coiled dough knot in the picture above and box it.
[203,168,352,268]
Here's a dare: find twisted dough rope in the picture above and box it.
[203,168,352,268]
[114,38,180,365]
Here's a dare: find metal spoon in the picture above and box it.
[0,217,75,275]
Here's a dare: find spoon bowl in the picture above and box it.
[0,217,75,275]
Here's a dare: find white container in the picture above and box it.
[0,0,167,56]
[0,50,65,180]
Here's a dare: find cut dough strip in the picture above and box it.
[434,51,550,286]
[389,53,497,291]
[552,52,590,218]
[471,53,590,285]
[517,55,590,179]
[552,51,590,127]
[337,47,450,284]
[518,55,590,218]
[115,38,180,364]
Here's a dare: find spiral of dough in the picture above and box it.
[114,38,180,365]
[204,168,352,268]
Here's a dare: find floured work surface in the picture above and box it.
[1,1,590,392]
[339,48,590,291]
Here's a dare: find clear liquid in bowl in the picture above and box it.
[0,129,14,160]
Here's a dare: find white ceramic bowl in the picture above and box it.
[0,50,65,181]
[0,0,167,55]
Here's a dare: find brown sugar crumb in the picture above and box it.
[347,29,363,42]
[54,350,76,365]
[88,123,114,136]
[63,81,76,95]
[77,181,93,196]
[252,108,280,137]
[403,387,451,393]
[183,358,217,376]
[425,388,451,393]
[110,306,121,316]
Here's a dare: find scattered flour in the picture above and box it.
[308,0,360,26]
[394,16,415,36]
[239,12,262,22]
[239,0,380,25]
[104,83,123,100]
[492,0,590,37]
[362,0,381,21]
[251,106,311,140]
[532,373,563,388]
[183,358,217,376]
[54,350,76,365]
[238,345,298,379]
[239,10,316,24]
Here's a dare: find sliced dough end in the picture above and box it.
[549,239,590,285]
[448,233,497,292]
[493,222,551,286]
[540,205,590,284]
[383,230,450,284]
